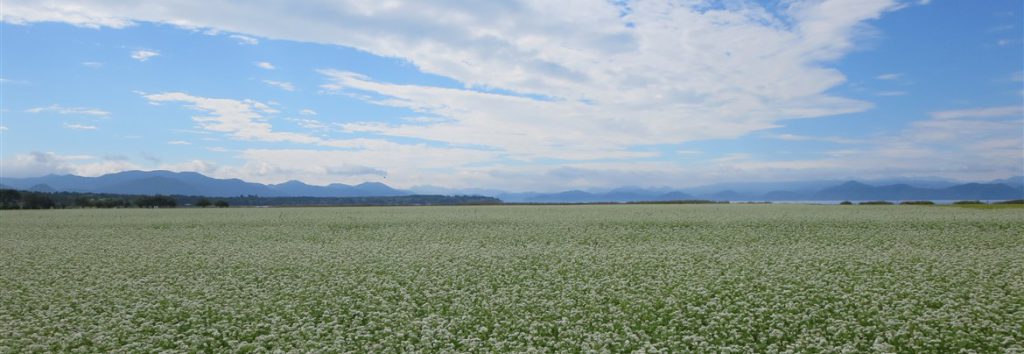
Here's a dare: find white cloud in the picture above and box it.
[11,0,999,188]
[3,0,908,161]
[299,108,317,116]
[167,140,191,145]
[159,159,219,175]
[131,49,159,61]
[63,123,98,130]
[769,133,863,144]
[81,61,103,68]
[263,80,295,91]
[0,152,139,178]
[0,3,134,28]
[229,34,258,45]
[288,118,328,131]
[142,92,327,145]
[25,104,110,117]
[876,73,902,80]
[996,38,1019,47]
[930,105,1023,120]
[0,125,8,131]
[988,24,1014,33]
[216,146,495,185]
[256,61,275,70]
[876,91,907,96]
[139,91,502,185]
[715,110,1024,182]
[1011,71,1023,82]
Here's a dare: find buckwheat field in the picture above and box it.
[1,205,1022,352]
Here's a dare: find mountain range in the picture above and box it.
[1,171,1021,202]
[0,170,406,198]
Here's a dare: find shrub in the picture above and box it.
[859,201,893,205]
[900,201,935,205]
[993,199,1024,205]
[953,200,985,205]
[839,201,853,205]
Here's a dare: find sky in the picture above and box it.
[1,0,1022,192]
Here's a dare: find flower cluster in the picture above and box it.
[1,205,1021,352]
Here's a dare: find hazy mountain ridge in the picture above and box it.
[1,171,1021,202]
[0,170,409,198]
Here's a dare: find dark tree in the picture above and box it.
[74,196,94,208]
[21,193,56,209]
[0,189,21,209]
[196,198,212,208]
[136,195,177,208]
[214,200,230,208]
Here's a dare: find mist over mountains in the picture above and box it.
[1,171,1021,202]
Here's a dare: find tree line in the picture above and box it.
[0,189,232,209]
[0,189,500,209]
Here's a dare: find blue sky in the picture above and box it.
[1,0,1021,191]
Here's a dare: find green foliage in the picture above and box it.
[20,192,56,209]
[1,205,1022,352]
[627,200,728,204]
[839,200,853,205]
[858,200,893,205]
[953,200,986,205]
[135,195,177,208]
[899,200,935,205]
[213,200,229,208]
[0,189,20,209]
[994,199,1024,204]
[196,198,212,208]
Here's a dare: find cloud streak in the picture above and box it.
[229,34,258,45]
[26,104,110,117]
[63,123,98,130]
[131,49,159,61]
[263,80,295,91]
[930,106,1023,120]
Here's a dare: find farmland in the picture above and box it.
[1,205,1022,352]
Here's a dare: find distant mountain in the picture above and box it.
[0,170,410,198]
[410,185,509,197]
[520,188,695,203]
[270,180,338,197]
[707,190,743,200]
[508,180,1021,203]
[102,176,201,196]
[939,183,1023,200]
[352,182,406,196]
[990,176,1024,189]
[677,177,964,196]
[2,170,276,197]
[811,181,1023,201]
[761,190,805,200]
[28,184,56,193]
[2,171,1021,202]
